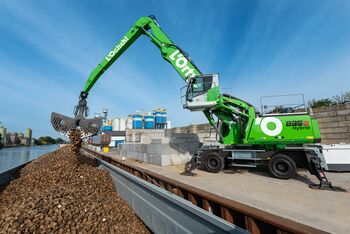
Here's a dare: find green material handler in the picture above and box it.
[51,16,334,190]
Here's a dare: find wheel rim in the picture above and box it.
[276,162,288,173]
[273,160,291,176]
[209,158,218,168]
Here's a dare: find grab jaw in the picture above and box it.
[51,92,102,137]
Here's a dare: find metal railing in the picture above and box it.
[260,93,307,115]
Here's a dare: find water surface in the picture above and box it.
[0,145,58,173]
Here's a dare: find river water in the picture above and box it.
[0,145,58,173]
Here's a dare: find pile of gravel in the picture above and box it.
[0,145,150,233]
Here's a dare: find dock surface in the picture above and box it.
[104,149,350,234]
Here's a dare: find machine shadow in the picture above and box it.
[168,132,202,155]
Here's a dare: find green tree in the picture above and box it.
[55,138,65,144]
[31,138,38,145]
[333,91,350,104]
[308,98,335,108]
[38,136,56,145]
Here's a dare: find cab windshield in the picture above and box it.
[186,75,213,100]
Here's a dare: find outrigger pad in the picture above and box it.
[181,157,198,176]
[309,182,347,192]
[180,171,197,176]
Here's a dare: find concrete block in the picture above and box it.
[150,155,162,166]
[127,144,135,151]
[337,109,350,116]
[139,153,147,161]
[151,138,170,144]
[161,155,172,166]
[146,154,172,166]
[321,139,346,144]
[171,133,197,139]
[338,121,350,127]
[170,156,182,166]
[196,124,207,131]
[144,154,151,163]
[170,154,191,165]
[321,127,348,134]
[341,133,350,139]
[314,111,337,118]
[126,151,138,159]
[147,144,161,154]
[139,144,145,152]
[312,104,350,113]
[316,116,345,123]
[321,133,342,139]
[318,122,339,128]
[197,133,209,140]
[147,144,155,154]
[179,154,192,162]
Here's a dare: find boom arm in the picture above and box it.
[79,15,255,145]
[75,15,255,145]
[83,15,201,94]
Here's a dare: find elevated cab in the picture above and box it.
[182,74,220,111]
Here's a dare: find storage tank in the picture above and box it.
[126,117,133,129]
[155,110,162,126]
[119,118,127,131]
[132,113,142,129]
[102,126,113,131]
[144,114,154,129]
[112,118,120,131]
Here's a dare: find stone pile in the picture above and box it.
[0,143,149,233]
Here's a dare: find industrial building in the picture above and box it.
[0,124,32,147]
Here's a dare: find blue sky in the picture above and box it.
[0,0,349,138]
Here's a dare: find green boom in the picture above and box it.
[83,16,201,93]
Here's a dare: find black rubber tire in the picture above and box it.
[268,154,297,179]
[204,153,225,173]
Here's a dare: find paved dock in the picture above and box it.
[103,150,350,234]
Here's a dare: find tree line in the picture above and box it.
[33,136,65,145]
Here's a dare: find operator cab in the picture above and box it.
[182,74,220,111]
